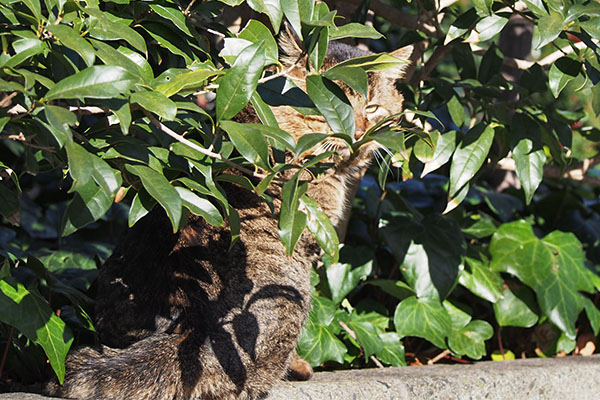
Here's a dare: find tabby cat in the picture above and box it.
[48,35,412,400]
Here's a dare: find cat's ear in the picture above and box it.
[388,45,414,79]
[278,25,304,67]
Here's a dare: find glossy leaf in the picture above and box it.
[175,187,223,227]
[301,195,340,263]
[278,175,308,256]
[0,277,73,383]
[449,123,494,197]
[62,179,113,236]
[216,41,266,121]
[45,66,138,101]
[421,130,456,177]
[323,66,368,99]
[448,320,493,359]
[459,257,504,303]
[125,164,182,232]
[394,296,451,349]
[493,286,538,328]
[47,24,95,67]
[130,91,177,120]
[306,75,355,136]
[376,332,406,366]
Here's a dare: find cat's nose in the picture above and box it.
[355,129,366,140]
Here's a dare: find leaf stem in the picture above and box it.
[0,326,15,381]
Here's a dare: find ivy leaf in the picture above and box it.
[448,320,493,359]
[345,317,384,359]
[449,123,495,197]
[0,277,73,383]
[297,295,346,366]
[376,332,406,366]
[583,297,600,336]
[490,221,587,339]
[394,296,451,349]
[493,286,539,328]
[324,252,372,304]
[125,164,182,232]
[216,41,266,121]
[459,257,504,303]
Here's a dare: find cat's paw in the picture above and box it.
[286,356,314,381]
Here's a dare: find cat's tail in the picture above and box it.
[46,331,287,400]
[46,335,183,400]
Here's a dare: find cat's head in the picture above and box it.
[274,35,413,170]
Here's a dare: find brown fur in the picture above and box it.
[48,39,412,400]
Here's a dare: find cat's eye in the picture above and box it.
[365,104,380,113]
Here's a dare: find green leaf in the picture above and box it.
[329,23,383,40]
[238,20,279,65]
[125,164,182,232]
[533,10,564,50]
[216,41,266,121]
[149,4,193,37]
[86,8,147,54]
[250,92,279,127]
[421,130,456,177]
[128,188,156,227]
[475,15,509,42]
[257,76,317,115]
[448,320,493,359]
[306,75,355,136]
[446,8,478,44]
[219,120,272,170]
[44,105,76,147]
[61,179,111,236]
[21,0,42,20]
[583,297,600,336]
[324,254,372,304]
[301,195,340,263]
[447,96,465,127]
[130,91,177,120]
[330,52,409,72]
[141,23,192,63]
[512,137,546,205]
[247,0,283,33]
[5,38,46,68]
[298,295,346,366]
[449,123,494,197]
[522,0,548,18]
[47,24,95,67]
[443,300,471,329]
[394,296,451,349]
[459,257,504,303]
[0,277,73,383]
[308,26,329,72]
[346,317,384,359]
[174,187,223,226]
[367,279,415,301]
[490,221,586,339]
[493,286,538,328]
[155,69,221,97]
[472,0,493,16]
[45,66,138,101]
[549,57,582,98]
[0,186,19,223]
[376,332,406,366]
[381,215,465,300]
[323,66,368,99]
[65,141,92,191]
[278,175,308,255]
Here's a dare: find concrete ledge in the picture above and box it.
[2,356,598,400]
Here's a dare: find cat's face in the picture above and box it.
[272,40,413,167]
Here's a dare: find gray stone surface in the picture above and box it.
[1,355,598,399]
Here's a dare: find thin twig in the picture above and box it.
[0,132,56,152]
[339,321,385,368]
[142,109,264,179]
[183,0,197,16]
[428,349,451,364]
